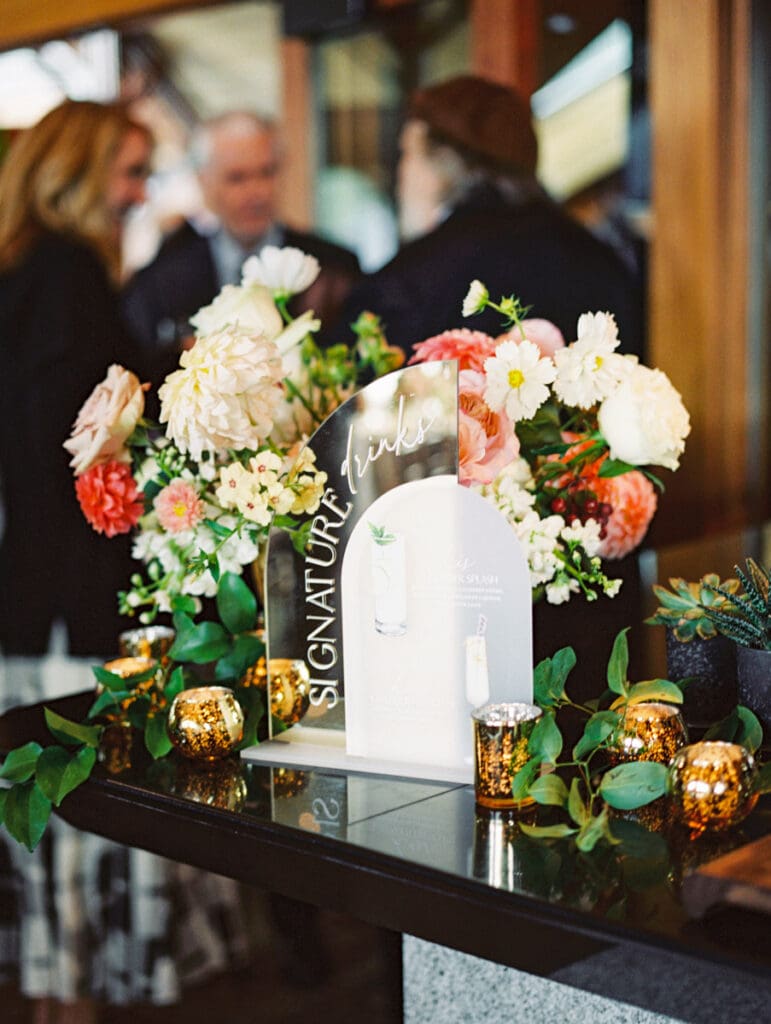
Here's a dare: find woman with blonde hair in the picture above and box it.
[0,101,249,1024]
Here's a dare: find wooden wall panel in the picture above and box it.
[648,0,751,537]
[470,0,539,96]
[279,36,313,230]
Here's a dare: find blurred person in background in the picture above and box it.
[0,100,249,1024]
[122,110,361,362]
[340,75,643,360]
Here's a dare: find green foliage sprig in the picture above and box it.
[0,572,267,851]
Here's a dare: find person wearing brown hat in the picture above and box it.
[338,75,642,359]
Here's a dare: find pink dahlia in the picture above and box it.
[409,329,497,373]
[75,461,144,537]
[593,470,657,560]
[458,369,519,486]
[154,480,205,533]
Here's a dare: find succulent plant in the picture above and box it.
[645,574,740,642]
[701,559,771,651]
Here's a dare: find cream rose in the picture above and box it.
[598,363,690,470]
[189,282,283,340]
[159,324,284,460]
[64,364,146,475]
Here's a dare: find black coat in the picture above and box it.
[122,221,362,363]
[0,234,140,657]
[339,188,644,360]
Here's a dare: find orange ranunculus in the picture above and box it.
[75,461,144,537]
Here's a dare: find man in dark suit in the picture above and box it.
[339,76,643,361]
[123,111,361,362]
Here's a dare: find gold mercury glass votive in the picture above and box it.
[668,741,759,834]
[167,686,244,761]
[119,625,176,665]
[243,656,311,726]
[472,702,542,810]
[610,702,688,765]
[101,656,160,714]
[170,757,248,811]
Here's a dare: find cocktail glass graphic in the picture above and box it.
[369,523,407,637]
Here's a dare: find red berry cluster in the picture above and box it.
[549,484,613,540]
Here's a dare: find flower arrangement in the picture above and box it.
[409,281,691,604]
[63,247,403,622]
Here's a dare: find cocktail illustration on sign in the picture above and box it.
[368,521,408,637]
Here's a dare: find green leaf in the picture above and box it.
[214,632,265,682]
[144,712,173,760]
[92,666,134,692]
[171,594,198,615]
[510,756,540,801]
[35,746,96,806]
[0,788,7,824]
[529,773,569,807]
[0,741,42,782]
[567,777,589,826]
[755,762,771,795]
[533,646,576,707]
[528,713,563,764]
[576,806,618,852]
[519,822,578,840]
[612,679,684,708]
[163,666,187,702]
[127,698,151,730]
[599,761,668,810]
[598,458,636,478]
[87,690,132,719]
[3,781,52,851]
[735,706,763,754]
[607,628,630,696]
[44,709,101,748]
[216,572,258,635]
[168,621,230,664]
[573,711,619,760]
[236,687,267,749]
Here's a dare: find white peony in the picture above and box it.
[598,362,690,470]
[553,312,631,409]
[483,339,557,422]
[189,282,283,339]
[241,245,320,296]
[159,324,284,460]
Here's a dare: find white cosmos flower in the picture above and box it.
[462,279,489,317]
[553,311,630,409]
[242,245,321,296]
[483,339,557,422]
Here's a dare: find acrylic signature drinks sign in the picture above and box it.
[241,362,534,783]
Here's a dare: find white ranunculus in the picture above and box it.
[241,245,320,296]
[158,324,284,460]
[189,282,283,340]
[598,363,690,470]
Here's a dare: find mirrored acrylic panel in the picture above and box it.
[263,361,459,738]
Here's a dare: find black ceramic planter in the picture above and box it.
[736,645,771,738]
[665,631,737,728]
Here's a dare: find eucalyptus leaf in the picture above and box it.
[576,806,617,852]
[36,746,96,806]
[44,709,101,749]
[171,595,198,616]
[599,761,668,810]
[214,632,265,682]
[0,741,42,782]
[567,777,589,826]
[607,628,630,696]
[87,690,131,719]
[612,679,683,708]
[529,773,569,807]
[145,712,173,759]
[755,762,771,795]
[169,621,229,664]
[3,781,52,851]
[127,695,151,729]
[92,666,133,693]
[510,756,540,801]
[735,706,763,754]
[163,666,188,702]
[216,572,258,634]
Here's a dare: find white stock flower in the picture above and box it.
[190,282,283,339]
[483,339,557,422]
[159,324,284,459]
[462,279,488,317]
[598,363,690,470]
[553,312,630,409]
[242,245,320,296]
